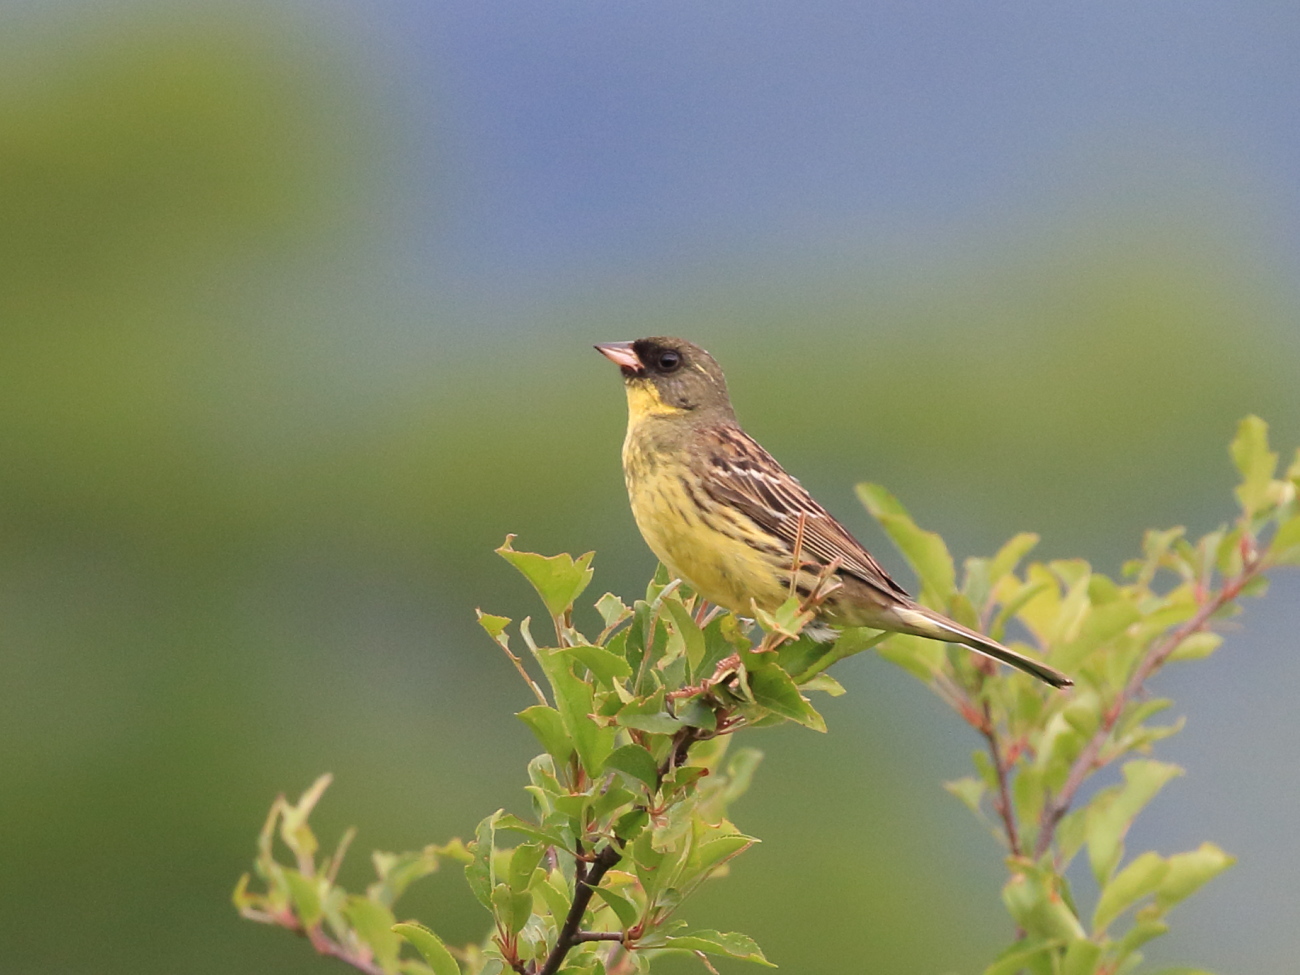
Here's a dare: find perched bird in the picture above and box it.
[595,336,1072,689]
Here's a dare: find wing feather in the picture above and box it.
[697,425,909,600]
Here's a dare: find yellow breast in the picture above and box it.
[621,417,787,616]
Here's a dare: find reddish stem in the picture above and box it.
[1034,562,1258,858]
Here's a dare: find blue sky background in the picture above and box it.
[340,2,1300,303]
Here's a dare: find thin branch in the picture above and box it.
[573,837,587,887]
[538,722,712,975]
[241,906,386,975]
[660,725,705,779]
[538,844,623,975]
[1034,560,1260,858]
[498,642,549,708]
[572,931,626,943]
[325,826,357,887]
[307,928,386,975]
[979,702,1022,857]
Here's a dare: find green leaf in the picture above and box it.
[651,930,774,967]
[981,940,1060,975]
[1055,807,1089,869]
[517,706,575,768]
[675,697,719,731]
[279,774,332,861]
[370,846,447,908]
[1048,570,1092,646]
[1155,842,1235,910]
[689,834,754,876]
[476,611,512,648]
[1270,513,1300,564]
[1230,415,1277,516]
[1240,574,1270,598]
[615,690,684,735]
[593,885,640,929]
[1013,763,1046,827]
[392,921,461,975]
[631,831,666,898]
[1002,868,1086,942]
[746,663,826,731]
[614,808,649,843]
[800,673,846,696]
[971,749,999,792]
[604,743,660,790]
[535,872,572,922]
[1115,919,1170,958]
[495,813,567,848]
[963,556,993,608]
[283,870,323,926]
[990,580,1052,643]
[497,535,595,618]
[509,843,546,894]
[698,612,749,678]
[790,626,884,683]
[596,592,633,630]
[876,632,945,680]
[491,882,533,935]
[749,595,816,643]
[856,483,956,603]
[562,644,632,685]
[944,777,985,817]
[1060,938,1104,975]
[1093,851,1169,932]
[989,532,1041,584]
[1087,760,1183,885]
[1167,632,1222,662]
[535,649,616,775]
[232,873,254,911]
[1053,598,1141,671]
[465,812,501,909]
[344,897,402,974]
[662,596,708,678]
[719,748,763,805]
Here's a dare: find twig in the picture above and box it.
[1034,561,1260,858]
[308,927,386,975]
[496,642,549,708]
[538,723,710,975]
[240,906,386,975]
[979,702,1022,857]
[538,844,623,975]
[325,826,357,887]
[660,725,706,779]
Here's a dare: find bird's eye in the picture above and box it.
[657,350,682,372]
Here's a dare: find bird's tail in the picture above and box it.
[893,604,1073,689]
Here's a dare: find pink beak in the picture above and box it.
[594,341,643,373]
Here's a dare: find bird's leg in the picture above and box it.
[692,599,722,628]
[665,653,741,702]
[788,512,810,598]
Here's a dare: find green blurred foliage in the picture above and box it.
[2,6,1298,975]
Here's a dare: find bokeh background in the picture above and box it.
[3,2,1299,973]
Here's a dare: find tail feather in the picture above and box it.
[895,605,1073,689]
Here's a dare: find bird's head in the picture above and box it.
[595,337,734,421]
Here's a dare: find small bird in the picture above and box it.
[595,337,1071,689]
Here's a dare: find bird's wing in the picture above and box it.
[699,425,910,599]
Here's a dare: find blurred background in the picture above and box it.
[2,2,1298,972]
